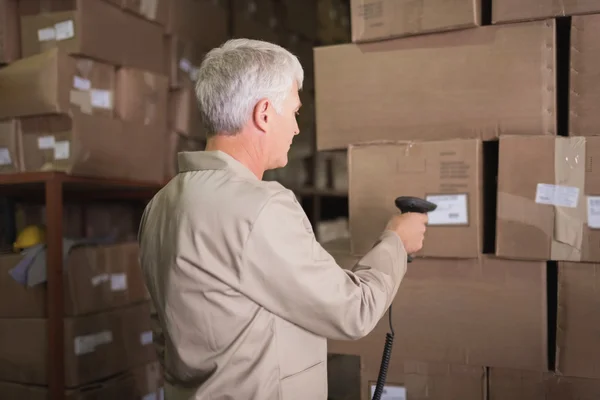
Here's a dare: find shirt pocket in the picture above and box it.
[280,360,326,400]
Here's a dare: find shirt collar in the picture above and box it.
[177,150,258,180]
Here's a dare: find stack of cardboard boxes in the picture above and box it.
[316,1,600,399]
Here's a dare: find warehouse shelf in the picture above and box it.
[0,172,164,400]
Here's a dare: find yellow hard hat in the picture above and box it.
[13,225,46,251]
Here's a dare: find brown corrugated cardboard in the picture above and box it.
[314,20,556,151]
[165,130,204,179]
[167,0,228,48]
[349,139,484,258]
[122,0,169,26]
[350,0,480,43]
[360,357,485,400]
[495,135,600,262]
[0,48,115,119]
[166,35,206,89]
[0,0,20,63]
[0,242,149,318]
[556,262,600,380]
[328,255,548,372]
[20,0,166,74]
[18,0,75,16]
[0,301,154,387]
[116,67,169,129]
[169,85,204,137]
[570,14,600,137]
[493,0,600,24]
[18,112,165,183]
[132,361,164,399]
[0,119,21,173]
[488,368,600,400]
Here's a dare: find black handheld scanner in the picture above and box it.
[394,196,437,263]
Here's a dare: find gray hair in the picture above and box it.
[195,38,304,136]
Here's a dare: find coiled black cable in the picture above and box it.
[371,305,394,400]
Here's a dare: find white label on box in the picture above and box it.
[91,89,113,109]
[425,194,469,225]
[140,330,153,345]
[74,330,113,355]
[38,135,55,149]
[53,141,70,160]
[142,393,157,400]
[0,148,11,165]
[110,273,127,291]
[535,183,579,208]
[179,58,192,72]
[73,76,91,91]
[159,387,164,400]
[91,273,109,286]
[54,20,74,41]
[370,384,406,400]
[37,27,56,41]
[587,196,600,229]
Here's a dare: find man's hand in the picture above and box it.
[385,212,428,254]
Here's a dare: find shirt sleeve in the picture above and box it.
[239,189,407,341]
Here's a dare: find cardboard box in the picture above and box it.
[493,0,600,24]
[0,119,21,173]
[328,255,548,372]
[314,20,556,151]
[166,35,207,89]
[21,0,165,74]
[0,0,20,63]
[488,368,600,400]
[0,360,162,400]
[167,0,228,48]
[495,135,600,262]
[556,262,600,380]
[360,357,485,400]
[0,48,116,119]
[18,112,165,183]
[348,139,490,259]
[350,0,480,43]
[169,85,204,137]
[0,301,155,387]
[121,0,169,26]
[17,0,75,15]
[116,67,169,129]
[0,242,149,318]
[570,14,600,137]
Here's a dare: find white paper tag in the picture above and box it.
[142,393,157,400]
[90,89,113,109]
[91,273,109,286]
[179,58,192,72]
[73,76,91,91]
[74,330,113,355]
[370,384,406,400]
[0,148,11,166]
[53,141,70,160]
[535,183,579,208]
[140,330,153,345]
[587,196,600,229]
[38,27,56,41]
[110,273,127,291]
[38,135,55,149]
[55,20,74,41]
[425,194,469,225]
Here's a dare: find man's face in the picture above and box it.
[266,82,301,169]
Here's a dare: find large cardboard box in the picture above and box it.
[488,368,600,399]
[166,35,206,89]
[360,357,485,400]
[328,255,548,372]
[495,135,600,262]
[116,67,169,130]
[0,361,163,399]
[570,14,600,137]
[350,0,480,43]
[121,0,169,26]
[556,262,600,380]
[0,119,21,173]
[0,0,20,63]
[21,0,165,74]
[167,0,228,48]
[0,302,155,387]
[314,20,556,151]
[18,112,165,183]
[169,85,204,137]
[493,0,600,24]
[0,48,115,119]
[349,139,493,259]
[0,242,149,318]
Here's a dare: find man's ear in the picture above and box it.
[253,98,270,133]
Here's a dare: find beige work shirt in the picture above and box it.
[138,150,407,400]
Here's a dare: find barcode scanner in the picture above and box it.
[371,196,437,400]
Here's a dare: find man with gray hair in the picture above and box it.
[138,39,428,399]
